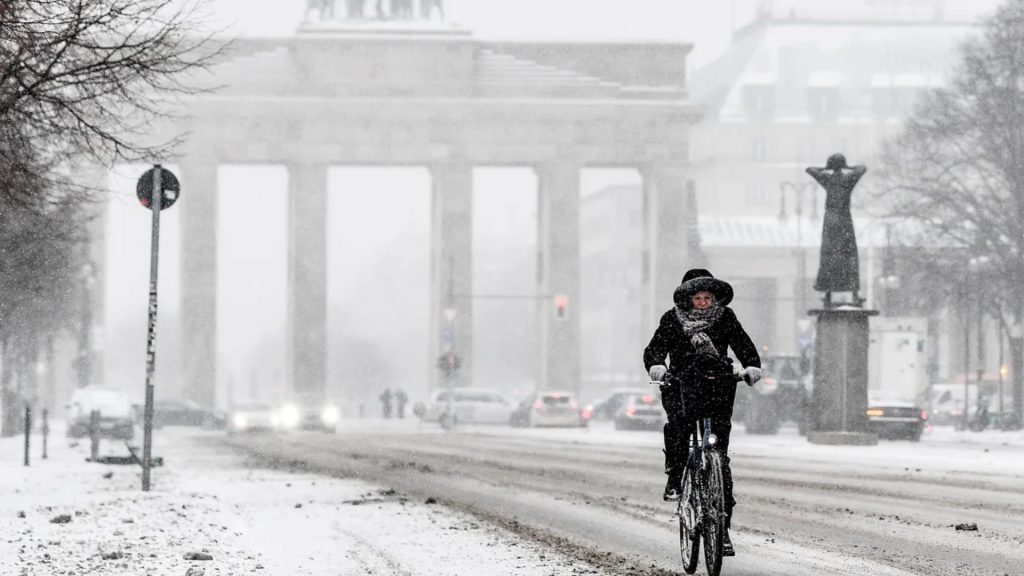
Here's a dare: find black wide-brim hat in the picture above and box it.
[673,269,734,308]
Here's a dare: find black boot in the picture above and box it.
[722,529,735,556]
[662,421,685,502]
[663,450,683,501]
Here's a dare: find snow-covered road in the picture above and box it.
[226,420,1024,576]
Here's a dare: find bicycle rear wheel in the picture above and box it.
[678,467,699,574]
[702,452,726,576]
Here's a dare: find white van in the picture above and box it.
[66,386,135,440]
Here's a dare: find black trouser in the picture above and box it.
[661,373,738,525]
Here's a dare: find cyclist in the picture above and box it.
[644,268,761,556]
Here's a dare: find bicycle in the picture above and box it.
[655,370,750,576]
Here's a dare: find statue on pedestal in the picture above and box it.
[806,154,867,307]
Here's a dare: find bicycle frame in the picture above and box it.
[678,416,728,576]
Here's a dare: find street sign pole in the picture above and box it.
[141,166,163,492]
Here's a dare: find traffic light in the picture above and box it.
[554,294,568,320]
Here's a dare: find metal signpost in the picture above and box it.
[136,165,180,491]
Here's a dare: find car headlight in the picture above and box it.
[321,405,339,425]
[280,403,301,429]
[232,414,247,429]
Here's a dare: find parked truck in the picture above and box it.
[867,317,928,405]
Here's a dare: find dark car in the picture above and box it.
[734,354,810,435]
[866,401,927,441]
[613,392,665,431]
[510,391,586,428]
[153,400,226,430]
[586,387,652,421]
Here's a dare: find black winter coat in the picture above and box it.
[643,307,761,380]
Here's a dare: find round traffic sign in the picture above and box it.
[136,166,181,210]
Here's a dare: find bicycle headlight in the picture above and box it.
[706,433,718,446]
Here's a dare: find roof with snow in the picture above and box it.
[692,2,997,122]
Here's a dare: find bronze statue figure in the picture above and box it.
[806,154,867,306]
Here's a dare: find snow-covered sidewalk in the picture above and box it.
[1,426,612,576]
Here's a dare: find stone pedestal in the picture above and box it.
[808,305,879,445]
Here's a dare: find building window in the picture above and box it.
[751,138,767,162]
[743,84,776,119]
[807,86,841,121]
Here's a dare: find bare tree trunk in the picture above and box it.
[1,336,18,437]
[1011,335,1024,427]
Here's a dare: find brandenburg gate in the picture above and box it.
[168,18,699,406]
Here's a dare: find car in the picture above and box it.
[510,391,586,428]
[420,388,515,425]
[586,387,653,421]
[613,392,666,431]
[277,400,340,433]
[865,400,927,441]
[153,399,226,430]
[227,403,279,434]
[734,354,811,435]
[65,386,135,440]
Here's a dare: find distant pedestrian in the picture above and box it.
[394,389,408,419]
[380,388,393,419]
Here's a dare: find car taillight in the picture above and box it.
[533,400,543,410]
[581,409,592,420]
[641,395,655,404]
[569,399,578,410]
[626,407,636,417]
[920,410,929,421]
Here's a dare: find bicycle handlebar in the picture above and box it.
[649,369,752,387]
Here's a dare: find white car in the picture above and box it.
[421,388,514,425]
[227,403,279,434]
[65,386,135,440]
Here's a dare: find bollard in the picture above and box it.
[89,410,100,461]
[23,405,31,467]
[42,409,49,460]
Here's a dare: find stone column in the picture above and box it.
[536,163,580,393]
[429,163,473,391]
[179,159,218,408]
[641,166,692,335]
[808,307,879,445]
[287,163,329,403]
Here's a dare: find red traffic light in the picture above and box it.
[554,294,568,319]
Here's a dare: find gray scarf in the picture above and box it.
[675,305,725,358]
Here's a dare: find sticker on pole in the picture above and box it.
[136,167,181,210]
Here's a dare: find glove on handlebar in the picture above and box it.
[649,365,668,382]
[741,366,762,385]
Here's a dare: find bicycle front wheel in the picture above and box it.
[702,451,726,576]
[678,467,700,574]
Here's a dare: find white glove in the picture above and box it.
[649,365,668,382]
[742,366,762,385]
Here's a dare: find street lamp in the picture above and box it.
[960,255,992,430]
[877,224,900,315]
[75,261,96,389]
[779,180,819,332]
